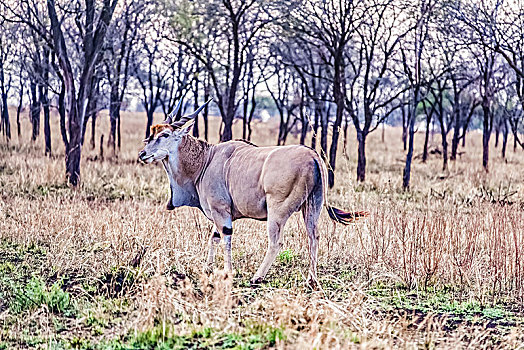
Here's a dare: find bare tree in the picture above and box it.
[0,19,14,142]
[476,46,500,171]
[275,29,331,160]
[241,44,269,141]
[27,31,43,143]
[134,16,195,138]
[105,0,141,152]
[453,0,519,169]
[345,0,412,182]
[429,76,452,171]
[420,97,435,162]
[401,0,434,190]
[289,0,357,187]
[48,0,118,185]
[40,46,51,155]
[170,0,275,142]
[134,30,170,138]
[263,58,299,146]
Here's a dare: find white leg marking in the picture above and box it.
[206,226,221,269]
[223,234,233,273]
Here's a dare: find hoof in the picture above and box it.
[203,265,214,275]
[224,269,236,277]
[250,277,265,288]
[166,201,175,211]
[306,277,320,290]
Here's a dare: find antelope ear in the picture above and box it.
[178,119,195,135]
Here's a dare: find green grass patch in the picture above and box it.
[278,249,296,265]
[95,323,286,350]
[368,283,516,326]
[10,276,72,314]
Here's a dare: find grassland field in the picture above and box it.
[0,108,523,349]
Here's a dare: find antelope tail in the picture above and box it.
[327,207,370,225]
[314,157,370,225]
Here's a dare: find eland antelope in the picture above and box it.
[138,99,368,286]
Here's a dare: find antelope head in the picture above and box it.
[138,98,211,164]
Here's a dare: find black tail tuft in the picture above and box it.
[327,206,370,225]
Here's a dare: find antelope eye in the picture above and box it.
[160,133,169,138]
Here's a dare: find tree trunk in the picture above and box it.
[450,119,460,161]
[108,82,119,153]
[299,105,308,145]
[247,118,252,141]
[450,97,464,161]
[403,78,420,191]
[242,97,248,141]
[82,98,93,146]
[514,128,518,152]
[83,77,99,148]
[421,100,434,163]
[277,109,285,145]
[220,18,242,142]
[442,133,448,171]
[41,47,51,155]
[58,81,69,151]
[42,94,51,155]
[30,80,40,142]
[0,92,10,141]
[193,76,200,138]
[221,112,234,142]
[218,22,241,143]
[16,84,23,138]
[482,101,492,171]
[117,112,121,149]
[438,118,448,171]
[356,131,366,182]
[65,104,83,186]
[246,86,256,142]
[328,57,345,188]
[203,76,210,141]
[403,107,416,190]
[99,134,104,160]
[320,107,329,163]
[203,106,209,140]
[402,106,407,151]
[494,123,499,148]
[501,120,508,159]
[0,93,10,141]
[0,57,11,142]
[311,103,320,149]
[145,110,154,138]
[90,113,97,149]
[422,114,430,163]
[244,110,252,139]
[281,109,294,145]
[342,114,349,154]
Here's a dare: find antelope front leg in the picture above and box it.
[205,226,221,273]
[210,208,234,274]
[222,227,233,273]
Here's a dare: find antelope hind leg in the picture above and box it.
[302,205,321,289]
[251,219,284,285]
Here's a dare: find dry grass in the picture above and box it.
[0,109,523,348]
